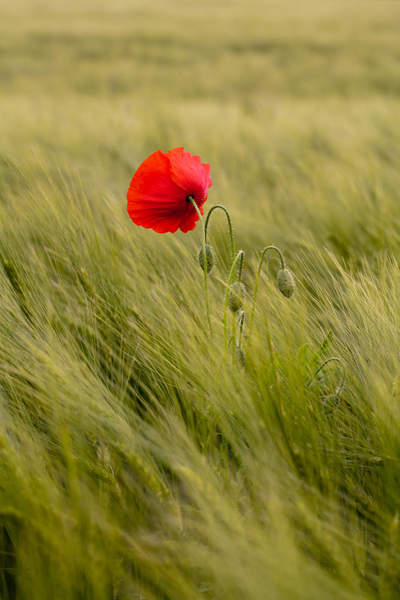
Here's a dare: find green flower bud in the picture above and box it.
[277,268,295,298]
[228,281,246,312]
[198,244,216,273]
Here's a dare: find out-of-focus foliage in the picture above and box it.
[1,1,400,598]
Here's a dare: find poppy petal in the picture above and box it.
[127,150,184,205]
[167,148,212,202]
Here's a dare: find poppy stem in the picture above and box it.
[249,246,286,339]
[223,250,245,350]
[204,204,235,262]
[189,197,212,335]
[237,310,245,351]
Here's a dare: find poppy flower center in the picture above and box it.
[186,194,195,203]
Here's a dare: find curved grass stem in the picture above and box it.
[307,357,346,394]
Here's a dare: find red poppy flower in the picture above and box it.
[127,148,212,234]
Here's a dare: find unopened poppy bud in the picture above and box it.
[198,244,216,273]
[228,281,246,312]
[277,268,295,298]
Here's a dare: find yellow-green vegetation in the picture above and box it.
[1,1,400,597]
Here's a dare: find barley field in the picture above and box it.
[1,1,400,598]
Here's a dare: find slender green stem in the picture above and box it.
[232,312,237,362]
[249,245,286,339]
[237,310,245,351]
[232,254,244,360]
[307,357,346,395]
[237,250,244,283]
[189,197,212,335]
[223,250,245,350]
[204,204,235,262]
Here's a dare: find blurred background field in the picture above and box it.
[1,1,400,598]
